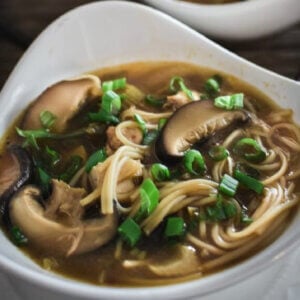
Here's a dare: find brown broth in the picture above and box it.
[0,61,298,287]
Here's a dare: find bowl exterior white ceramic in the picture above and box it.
[0,1,300,300]
[143,0,300,40]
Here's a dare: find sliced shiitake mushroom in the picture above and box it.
[0,145,33,224]
[155,100,249,163]
[22,75,101,133]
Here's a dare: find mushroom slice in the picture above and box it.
[22,75,101,133]
[9,186,118,256]
[0,145,33,223]
[155,100,248,163]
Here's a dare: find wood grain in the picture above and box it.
[0,0,299,88]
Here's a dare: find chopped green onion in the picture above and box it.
[164,217,186,238]
[145,95,165,107]
[235,163,260,179]
[208,146,229,161]
[183,149,206,176]
[118,218,142,247]
[233,168,264,194]
[85,148,107,173]
[158,118,167,131]
[102,77,126,93]
[143,130,158,145]
[37,167,51,195]
[151,163,170,181]
[241,210,253,224]
[134,179,159,222]
[45,146,60,167]
[214,93,244,110]
[101,90,122,115]
[169,76,194,100]
[219,174,239,197]
[10,226,28,246]
[59,155,83,182]
[233,138,267,163]
[204,76,221,96]
[88,110,120,125]
[40,111,57,129]
[134,114,147,136]
[223,200,238,219]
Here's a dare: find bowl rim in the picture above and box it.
[0,1,300,299]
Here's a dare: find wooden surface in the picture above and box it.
[0,0,299,89]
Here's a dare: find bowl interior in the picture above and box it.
[0,1,300,299]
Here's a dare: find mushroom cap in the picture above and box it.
[0,145,33,225]
[155,100,248,163]
[22,75,101,133]
[9,185,118,256]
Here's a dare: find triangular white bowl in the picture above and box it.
[0,1,300,300]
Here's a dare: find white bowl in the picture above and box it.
[0,1,300,300]
[143,0,300,40]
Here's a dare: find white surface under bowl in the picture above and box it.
[143,0,300,40]
[0,1,300,300]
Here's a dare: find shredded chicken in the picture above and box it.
[106,126,143,154]
[44,179,86,226]
[164,90,200,110]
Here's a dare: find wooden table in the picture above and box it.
[0,0,299,89]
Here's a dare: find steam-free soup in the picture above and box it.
[0,62,299,286]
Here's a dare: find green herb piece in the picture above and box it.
[158,118,167,131]
[150,163,170,181]
[142,130,158,145]
[233,138,267,163]
[233,168,264,194]
[102,77,126,93]
[164,217,186,238]
[45,146,60,167]
[219,174,239,197]
[37,167,51,195]
[134,179,159,222]
[241,210,253,225]
[204,76,221,96]
[169,76,194,100]
[85,148,107,173]
[10,226,28,246]
[214,93,244,110]
[59,155,83,182]
[118,218,142,247]
[208,146,229,161]
[88,110,120,125]
[40,111,57,129]
[183,149,206,176]
[101,90,122,115]
[134,114,147,136]
[145,95,165,107]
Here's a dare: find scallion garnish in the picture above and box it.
[88,110,120,125]
[45,146,60,167]
[59,155,83,182]
[10,226,28,246]
[233,168,264,194]
[241,210,253,224]
[142,130,158,145]
[151,163,170,182]
[145,95,165,107]
[169,76,194,100]
[183,149,206,176]
[208,146,229,161]
[101,90,122,115]
[37,167,51,195]
[40,110,57,129]
[164,217,186,238]
[85,148,107,173]
[118,218,142,247]
[134,179,159,222]
[233,138,267,163]
[214,93,244,110]
[158,118,167,131]
[219,174,239,197]
[204,76,221,96]
[134,114,147,136]
[102,77,126,93]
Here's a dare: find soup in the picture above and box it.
[0,61,299,286]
